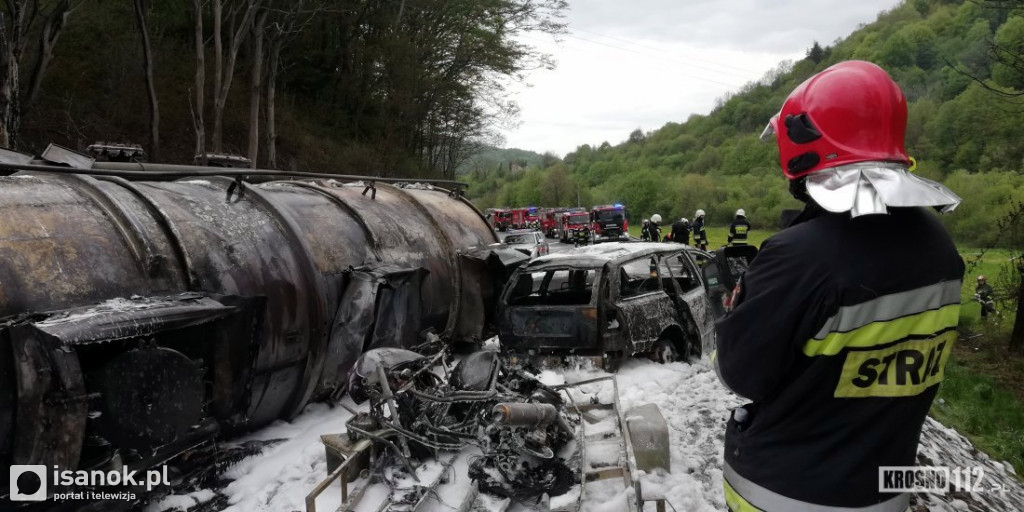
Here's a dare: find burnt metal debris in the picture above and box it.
[307,348,650,512]
[349,348,578,504]
[0,152,503,505]
[87,143,148,163]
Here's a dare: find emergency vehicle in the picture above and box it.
[541,208,569,237]
[510,207,540,230]
[557,210,591,242]
[493,209,512,231]
[590,204,629,242]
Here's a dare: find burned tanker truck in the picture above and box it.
[0,149,502,502]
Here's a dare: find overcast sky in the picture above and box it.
[499,0,902,156]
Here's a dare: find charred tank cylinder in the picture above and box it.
[0,170,495,481]
[492,403,560,428]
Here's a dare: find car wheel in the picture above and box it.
[602,351,625,372]
[651,338,679,364]
[682,336,701,363]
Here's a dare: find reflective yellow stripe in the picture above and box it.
[812,281,961,340]
[803,304,959,357]
[834,331,954,398]
[724,479,765,512]
[725,463,911,511]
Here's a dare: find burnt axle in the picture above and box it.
[0,166,497,498]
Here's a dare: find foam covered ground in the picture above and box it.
[146,357,1024,512]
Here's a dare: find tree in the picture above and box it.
[211,0,262,153]
[0,0,79,148]
[540,151,560,168]
[980,201,1024,352]
[628,128,646,144]
[262,0,317,169]
[991,15,1024,89]
[133,0,160,161]
[246,7,268,167]
[541,166,571,206]
[806,41,826,63]
[877,31,915,68]
[191,0,206,163]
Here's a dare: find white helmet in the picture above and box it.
[736,208,746,217]
[695,209,705,217]
[651,214,662,223]
[681,217,688,223]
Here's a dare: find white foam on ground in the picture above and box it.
[149,355,1024,511]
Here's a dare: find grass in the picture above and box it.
[932,356,1024,475]
[627,223,774,248]
[935,246,1024,474]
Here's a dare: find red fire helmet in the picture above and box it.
[761,60,911,180]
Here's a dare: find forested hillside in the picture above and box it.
[1,0,565,178]
[456,146,553,175]
[466,0,1024,247]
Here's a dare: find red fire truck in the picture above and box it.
[493,209,512,231]
[541,208,569,237]
[525,207,541,229]
[557,210,591,243]
[510,207,541,230]
[590,204,628,242]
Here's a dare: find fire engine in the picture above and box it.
[590,204,628,242]
[557,209,591,243]
[541,208,569,237]
[493,209,512,231]
[510,207,541,230]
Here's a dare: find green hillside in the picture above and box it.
[457,146,552,175]
[466,0,1024,247]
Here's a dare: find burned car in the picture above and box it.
[497,243,721,371]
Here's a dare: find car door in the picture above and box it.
[697,245,759,319]
[613,256,675,354]
[679,248,720,354]
[662,250,716,356]
[534,232,549,256]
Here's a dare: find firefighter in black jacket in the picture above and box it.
[670,217,690,244]
[692,209,708,250]
[715,61,964,512]
[976,275,997,320]
[646,214,662,242]
[727,209,751,246]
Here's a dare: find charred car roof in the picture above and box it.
[523,242,687,269]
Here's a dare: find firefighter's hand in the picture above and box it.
[724,283,742,312]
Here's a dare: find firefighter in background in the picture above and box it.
[727,209,751,246]
[671,217,691,244]
[692,209,708,250]
[976,275,997,320]
[640,219,651,241]
[715,61,964,512]
[647,214,662,242]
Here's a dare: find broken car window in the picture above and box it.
[664,254,700,292]
[507,268,597,306]
[619,258,661,298]
[504,234,534,244]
